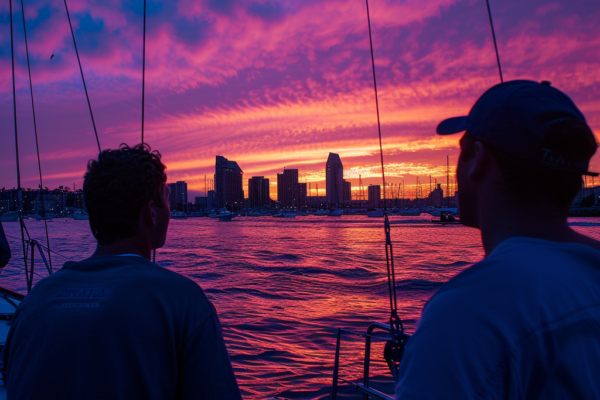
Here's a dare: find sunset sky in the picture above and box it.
[1,0,599,200]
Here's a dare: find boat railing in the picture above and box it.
[331,322,410,400]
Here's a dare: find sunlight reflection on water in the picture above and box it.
[3,216,599,399]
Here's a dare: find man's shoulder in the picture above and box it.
[424,236,600,329]
[35,255,208,304]
[437,237,600,296]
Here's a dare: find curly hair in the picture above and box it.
[84,143,167,246]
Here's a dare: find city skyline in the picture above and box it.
[1,0,599,195]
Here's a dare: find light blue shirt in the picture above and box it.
[396,237,600,399]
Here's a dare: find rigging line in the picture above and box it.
[141,0,146,144]
[365,0,402,380]
[485,0,503,83]
[63,0,101,153]
[20,0,52,272]
[5,234,72,261]
[365,0,387,211]
[9,0,28,274]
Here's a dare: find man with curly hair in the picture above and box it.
[3,144,242,399]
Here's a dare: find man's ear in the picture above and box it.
[141,200,157,228]
[468,141,489,181]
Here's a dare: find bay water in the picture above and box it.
[3,216,599,399]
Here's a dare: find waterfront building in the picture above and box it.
[343,180,351,203]
[277,169,299,208]
[41,193,66,214]
[167,181,188,212]
[248,176,271,208]
[368,185,381,208]
[207,190,216,210]
[326,153,344,206]
[298,183,307,208]
[428,183,444,207]
[195,196,208,209]
[215,156,244,209]
[306,196,327,208]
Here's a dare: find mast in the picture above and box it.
[64,0,101,152]
[364,0,405,378]
[141,0,147,144]
[447,156,450,208]
[485,0,503,82]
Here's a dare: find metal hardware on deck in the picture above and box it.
[331,322,410,400]
[356,384,394,400]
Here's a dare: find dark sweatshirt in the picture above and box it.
[3,255,242,400]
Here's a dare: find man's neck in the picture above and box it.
[478,201,593,256]
[92,238,151,260]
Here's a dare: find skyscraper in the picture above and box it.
[215,156,244,209]
[368,185,381,208]
[326,153,343,206]
[167,181,188,212]
[298,182,307,208]
[277,169,299,208]
[248,176,270,207]
[343,180,351,203]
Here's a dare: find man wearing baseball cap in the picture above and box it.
[396,80,600,399]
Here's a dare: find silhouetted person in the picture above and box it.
[396,80,600,399]
[3,144,242,400]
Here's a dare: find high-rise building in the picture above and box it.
[326,153,344,206]
[343,180,351,202]
[215,156,244,209]
[298,183,307,208]
[168,181,188,212]
[248,176,270,207]
[207,190,216,210]
[277,169,299,208]
[368,185,381,208]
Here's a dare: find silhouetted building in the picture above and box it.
[306,196,327,208]
[168,181,188,212]
[428,183,444,207]
[215,156,244,209]
[207,190,216,210]
[298,183,307,208]
[277,169,299,208]
[368,185,381,208]
[343,180,351,203]
[195,197,208,209]
[248,176,271,207]
[326,153,344,206]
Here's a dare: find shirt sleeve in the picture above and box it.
[395,288,507,400]
[177,312,243,400]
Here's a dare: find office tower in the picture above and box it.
[368,185,381,208]
[215,156,244,209]
[248,176,271,207]
[326,153,343,206]
[343,180,351,202]
[298,183,307,208]
[167,181,188,212]
[277,169,299,208]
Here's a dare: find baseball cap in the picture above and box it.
[437,80,598,176]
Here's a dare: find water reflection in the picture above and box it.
[3,217,599,398]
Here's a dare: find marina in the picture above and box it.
[2,217,600,398]
[1,0,598,396]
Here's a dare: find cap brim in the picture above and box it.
[437,116,468,135]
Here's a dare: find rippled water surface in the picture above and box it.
[3,216,599,399]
